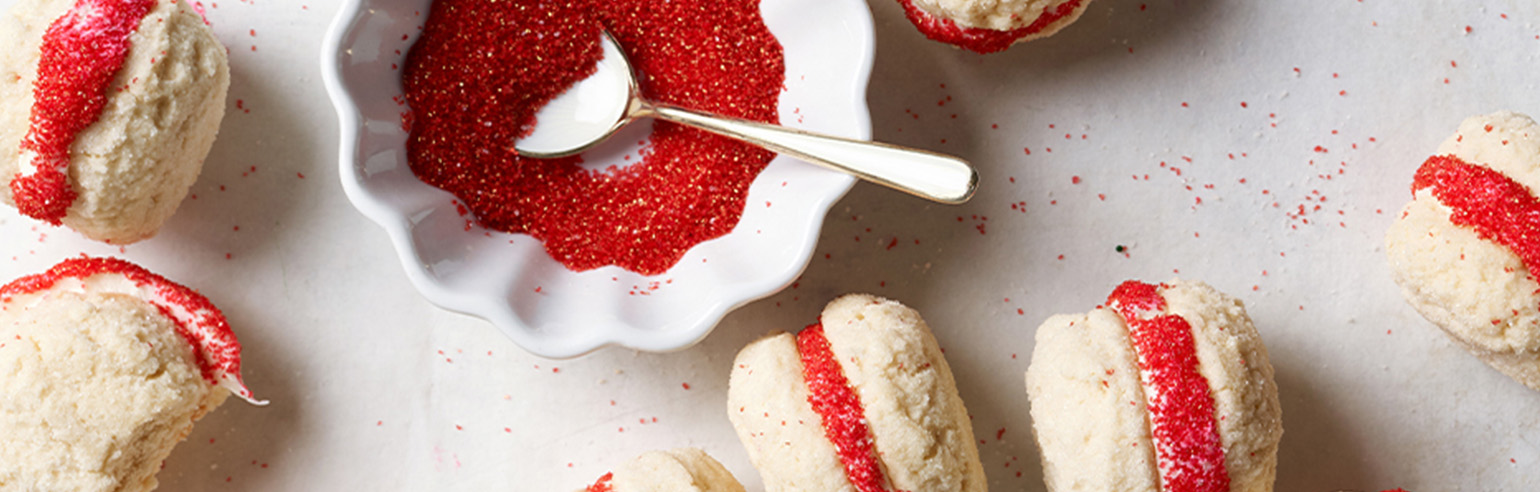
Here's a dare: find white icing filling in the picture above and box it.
[15,149,38,178]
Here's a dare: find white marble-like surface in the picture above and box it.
[0,0,1535,490]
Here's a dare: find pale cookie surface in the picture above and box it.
[1026,309,1161,492]
[909,0,1077,31]
[728,332,857,492]
[582,448,745,492]
[1025,280,1281,492]
[1385,110,1540,390]
[0,292,227,492]
[819,294,986,492]
[0,0,229,244]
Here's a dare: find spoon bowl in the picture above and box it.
[516,31,979,204]
[516,33,637,159]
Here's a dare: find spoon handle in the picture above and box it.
[649,104,978,204]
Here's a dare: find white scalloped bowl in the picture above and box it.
[321,0,873,358]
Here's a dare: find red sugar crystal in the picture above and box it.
[585,472,614,492]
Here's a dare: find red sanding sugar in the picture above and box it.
[797,323,893,492]
[1108,281,1229,492]
[1414,155,1540,287]
[584,472,614,492]
[401,0,785,276]
[897,0,1085,54]
[11,0,156,225]
[0,257,257,402]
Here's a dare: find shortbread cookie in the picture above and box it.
[0,0,229,243]
[1025,279,1282,492]
[0,257,260,492]
[728,294,985,492]
[577,448,745,492]
[1385,111,1540,391]
[897,0,1092,53]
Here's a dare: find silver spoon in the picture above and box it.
[516,31,979,204]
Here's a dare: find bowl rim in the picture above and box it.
[319,0,875,358]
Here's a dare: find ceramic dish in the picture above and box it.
[320,0,875,357]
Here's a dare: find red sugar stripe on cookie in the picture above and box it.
[797,323,892,492]
[1413,155,1540,286]
[10,0,157,224]
[1108,281,1229,492]
[584,472,614,492]
[0,257,262,405]
[897,0,1085,54]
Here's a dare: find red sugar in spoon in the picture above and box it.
[517,31,979,205]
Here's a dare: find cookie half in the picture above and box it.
[0,0,229,243]
[1025,279,1282,492]
[727,294,986,492]
[0,257,260,491]
[1385,110,1540,391]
